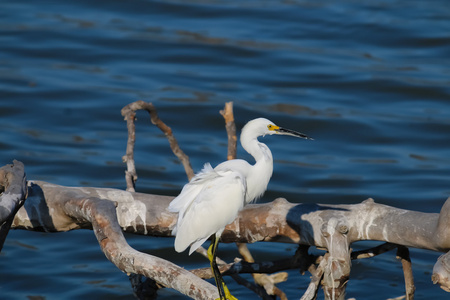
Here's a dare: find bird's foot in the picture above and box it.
[214,294,238,300]
[219,281,238,300]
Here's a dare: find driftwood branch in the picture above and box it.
[351,242,397,259]
[220,101,237,161]
[0,160,27,251]
[300,255,327,300]
[433,251,450,292]
[13,182,450,251]
[432,197,450,293]
[15,180,219,299]
[397,246,415,300]
[9,178,450,298]
[122,101,236,298]
[121,100,194,192]
[3,102,450,299]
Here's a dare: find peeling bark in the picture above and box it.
[8,179,450,299]
[433,251,450,292]
[12,181,450,253]
[4,101,449,299]
[0,160,27,251]
[14,181,218,299]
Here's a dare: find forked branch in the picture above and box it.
[121,100,194,192]
[3,101,450,300]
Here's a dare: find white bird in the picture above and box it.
[169,118,312,300]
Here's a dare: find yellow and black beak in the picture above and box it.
[275,126,313,140]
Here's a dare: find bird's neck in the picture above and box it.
[241,135,274,202]
[241,132,272,162]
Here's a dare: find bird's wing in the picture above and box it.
[168,163,216,214]
[173,167,246,254]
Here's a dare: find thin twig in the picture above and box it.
[193,246,273,300]
[237,242,288,299]
[351,242,397,260]
[121,106,138,192]
[397,246,415,300]
[231,274,274,300]
[190,249,317,279]
[121,101,195,192]
[300,255,327,300]
[220,102,237,161]
[0,160,27,251]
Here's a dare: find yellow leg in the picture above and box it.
[222,281,238,300]
[207,234,238,300]
[208,235,226,300]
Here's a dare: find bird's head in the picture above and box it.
[245,118,313,140]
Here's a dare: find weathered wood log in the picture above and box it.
[9,179,450,299]
[0,160,27,251]
[15,181,448,251]
[12,180,218,299]
[433,251,450,292]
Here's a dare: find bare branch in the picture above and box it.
[121,101,195,189]
[65,195,219,299]
[300,255,327,300]
[10,179,450,299]
[6,101,450,299]
[351,242,397,260]
[13,184,450,253]
[121,102,198,297]
[189,248,316,279]
[193,241,273,299]
[121,105,138,192]
[432,251,450,292]
[236,242,288,299]
[396,246,415,300]
[220,101,237,161]
[230,274,274,300]
[0,160,27,251]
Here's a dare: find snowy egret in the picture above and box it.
[169,118,312,300]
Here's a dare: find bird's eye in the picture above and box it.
[268,124,278,131]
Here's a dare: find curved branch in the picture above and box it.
[351,242,397,259]
[121,101,195,191]
[300,255,327,300]
[21,183,218,299]
[433,251,450,292]
[11,181,450,299]
[69,197,218,299]
[0,160,27,251]
[396,246,415,300]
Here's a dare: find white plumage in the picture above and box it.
[170,163,246,254]
[168,117,311,299]
[168,117,311,254]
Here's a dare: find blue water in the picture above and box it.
[1,0,449,299]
